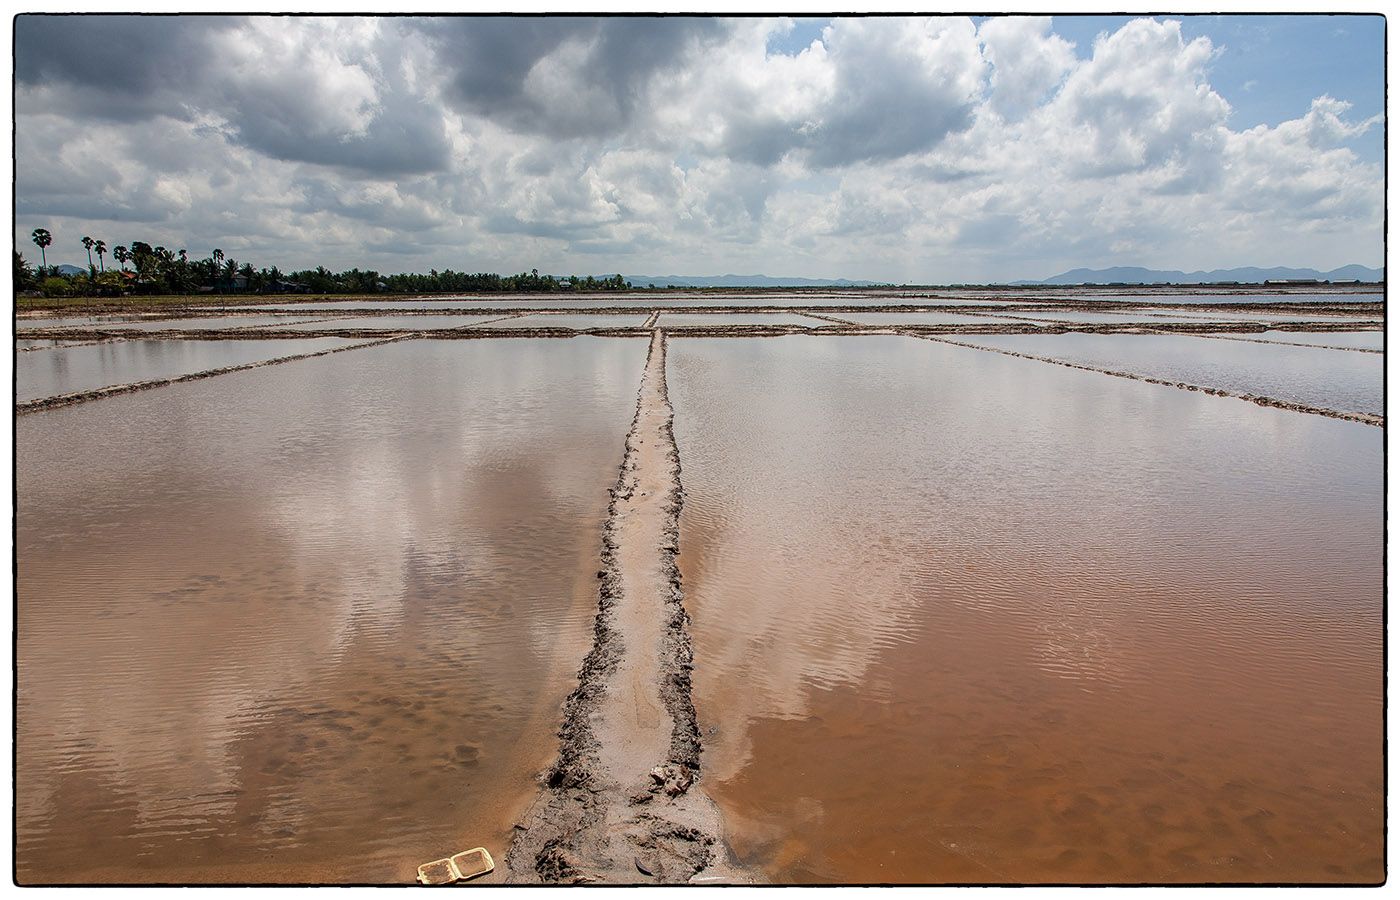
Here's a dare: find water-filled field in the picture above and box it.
[13,288,1385,885]
[17,338,645,883]
[828,311,1035,326]
[658,313,824,328]
[488,313,650,328]
[276,314,505,331]
[956,332,1383,418]
[1237,331,1383,350]
[16,338,356,402]
[668,335,1381,883]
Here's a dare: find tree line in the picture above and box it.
[15,228,633,297]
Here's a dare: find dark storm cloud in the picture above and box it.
[214,72,451,178]
[419,16,728,139]
[16,15,233,121]
[16,15,448,177]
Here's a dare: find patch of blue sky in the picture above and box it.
[1045,15,1382,163]
[765,17,830,57]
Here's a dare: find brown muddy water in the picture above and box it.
[15,338,358,403]
[957,332,1382,418]
[668,335,1382,884]
[16,337,647,883]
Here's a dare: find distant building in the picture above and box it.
[260,279,310,294]
[215,274,250,292]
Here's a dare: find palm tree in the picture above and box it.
[113,245,129,271]
[94,240,107,272]
[31,228,51,274]
[82,235,94,272]
[212,248,224,268]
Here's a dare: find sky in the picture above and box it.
[12,14,1385,283]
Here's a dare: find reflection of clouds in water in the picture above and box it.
[16,337,647,879]
[671,342,934,781]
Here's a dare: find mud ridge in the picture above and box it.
[16,336,407,414]
[1147,330,1382,354]
[16,338,125,352]
[916,333,1383,427]
[504,330,753,885]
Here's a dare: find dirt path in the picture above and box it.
[504,330,753,885]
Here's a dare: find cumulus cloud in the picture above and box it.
[978,16,1075,120]
[12,14,1384,281]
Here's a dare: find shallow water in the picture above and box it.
[16,337,646,884]
[16,339,91,350]
[485,313,649,328]
[1175,310,1383,325]
[90,315,343,331]
[1233,330,1384,351]
[668,335,1382,884]
[16,338,356,402]
[274,314,503,331]
[218,295,1049,312]
[1002,309,1238,325]
[658,313,820,328]
[956,332,1382,417]
[826,311,1032,326]
[1058,291,1381,305]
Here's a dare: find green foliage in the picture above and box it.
[14,251,36,291]
[40,276,73,297]
[18,227,636,297]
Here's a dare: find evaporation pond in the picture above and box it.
[659,313,819,328]
[830,311,1029,326]
[960,332,1382,417]
[278,315,503,331]
[84,315,344,331]
[1179,310,1383,325]
[1004,309,1234,324]
[1240,331,1384,351]
[1079,292,1382,305]
[667,334,1381,884]
[16,336,647,883]
[487,314,648,328]
[16,338,356,403]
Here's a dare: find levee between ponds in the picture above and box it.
[504,330,754,885]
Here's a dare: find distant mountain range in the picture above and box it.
[1014,265,1383,286]
[625,274,879,288]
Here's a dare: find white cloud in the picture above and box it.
[13,15,1384,281]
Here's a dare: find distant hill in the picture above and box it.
[54,264,86,276]
[1014,265,1383,286]
[626,274,880,288]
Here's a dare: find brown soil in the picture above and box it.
[504,330,755,885]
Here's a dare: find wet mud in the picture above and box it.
[504,331,753,885]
